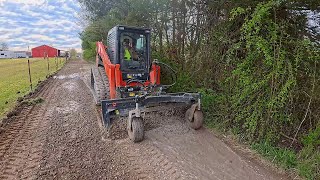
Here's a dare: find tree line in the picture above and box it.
[0,42,9,51]
[78,0,319,178]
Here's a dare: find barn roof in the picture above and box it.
[32,45,59,50]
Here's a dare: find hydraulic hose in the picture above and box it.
[153,60,177,89]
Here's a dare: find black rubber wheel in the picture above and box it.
[91,66,107,105]
[128,117,144,142]
[188,110,204,130]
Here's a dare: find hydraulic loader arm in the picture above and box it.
[96,41,119,99]
[96,42,112,68]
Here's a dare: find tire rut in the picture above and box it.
[36,61,134,179]
[118,139,186,180]
[0,78,58,179]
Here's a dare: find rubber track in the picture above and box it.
[0,78,58,179]
[91,66,107,104]
[98,66,110,99]
[98,66,122,98]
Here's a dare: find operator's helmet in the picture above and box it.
[122,36,132,47]
[123,38,130,45]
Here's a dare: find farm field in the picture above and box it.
[0,58,65,118]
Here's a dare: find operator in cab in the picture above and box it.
[123,38,138,60]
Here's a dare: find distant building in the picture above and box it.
[59,51,68,57]
[31,45,60,58]
[0,50,14,59]
[26,51,32,57]
[14,51,29,58]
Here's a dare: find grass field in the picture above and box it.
[0,58,66,118]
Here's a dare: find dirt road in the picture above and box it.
[0,60,289,180]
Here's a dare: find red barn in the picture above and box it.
[31,45,60,58]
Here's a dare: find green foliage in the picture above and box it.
[225,1,318,143]
[82,41,96,61]
[70,49,77,58]
[297,125,320,179]
[168,72,195,92]
[79,0,320,178]
[252,134,320,179]
[230,7,247,20]
[21,97,44,106]
[198,89,227,129]
[302,125,320,149]
[252,141,297,169]
[298,150,320,180]
[152,51,196,92]
[221,1,319,177]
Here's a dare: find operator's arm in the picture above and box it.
[131,50,139,60]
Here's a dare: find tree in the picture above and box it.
[78,0,320,139]
[0,42,9,51]
[70,48,77,58]
[78,1,320,177]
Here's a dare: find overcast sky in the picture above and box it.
[0,0,82,52]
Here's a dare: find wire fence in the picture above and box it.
[0,57,67,118]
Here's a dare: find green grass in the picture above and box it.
[0,58,65,118]
[251,141,320,180]
[251,141,298,169]
[298,146,320,180]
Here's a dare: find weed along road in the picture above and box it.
[0,59,288,179]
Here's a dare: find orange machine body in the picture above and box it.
[96,41,161,99]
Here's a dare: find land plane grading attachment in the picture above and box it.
[91,25,203,142]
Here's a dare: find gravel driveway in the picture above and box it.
[0,59,289,180]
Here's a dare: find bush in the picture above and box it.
[298,126,320,179]
[82,41,96,61]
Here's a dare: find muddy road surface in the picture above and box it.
[0,60,289,180]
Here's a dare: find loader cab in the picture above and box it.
[107,26,151,80]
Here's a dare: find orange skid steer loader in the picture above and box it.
[91,25,203,142]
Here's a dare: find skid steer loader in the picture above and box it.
[91,25,203,142]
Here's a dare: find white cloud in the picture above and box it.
[27,34,56,42]
[62,3,74,13]
[47,5,55,11]
[0,10,20,17]
[0,0,82,51]
[0,0,47,6]
[0,27,24,40]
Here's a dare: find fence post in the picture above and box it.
[55,57,58,70]
[28,59,32,91]
[47,56,50,76]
